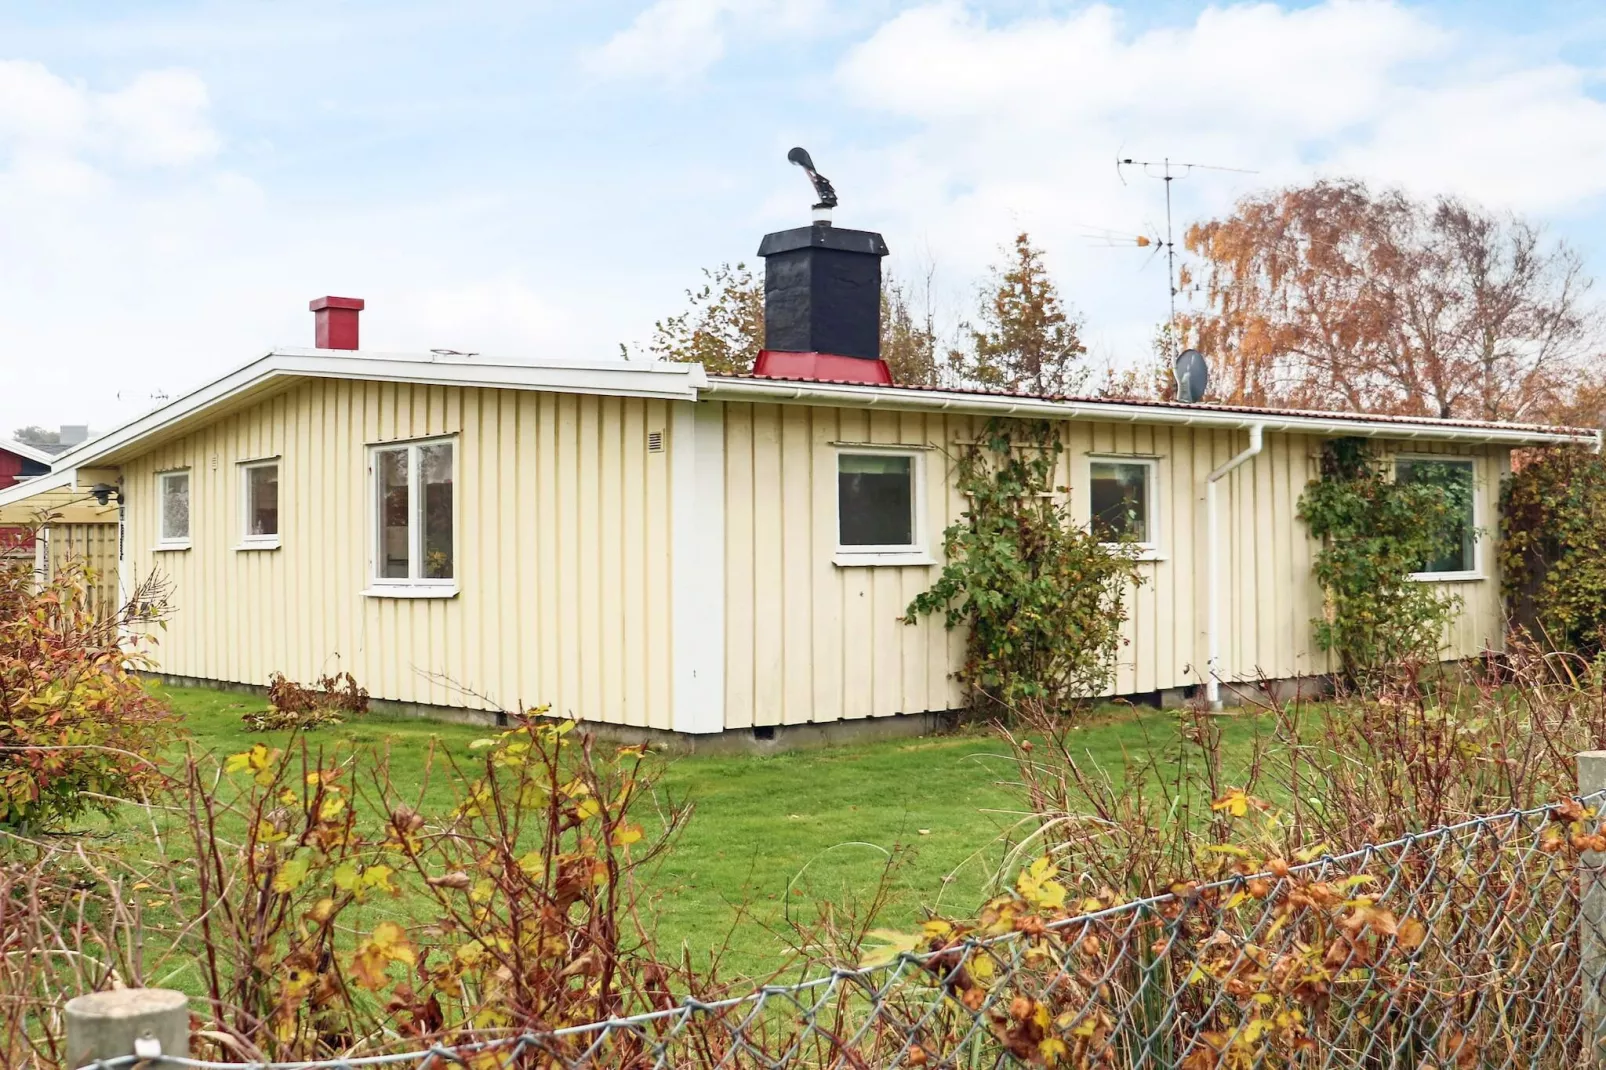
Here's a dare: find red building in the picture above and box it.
[0,439,53,556]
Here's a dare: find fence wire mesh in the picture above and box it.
[77,794,1606,1070]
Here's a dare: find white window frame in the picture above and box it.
[1087,455,1163,561]
[155,468,192,551]
[364,435,459,598]
[1396,454,1481,582]
[832,445,934,567]
[237,457,281,551]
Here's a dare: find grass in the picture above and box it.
[152,684,1257,976]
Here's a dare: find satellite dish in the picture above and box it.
[1174,348,1209,403]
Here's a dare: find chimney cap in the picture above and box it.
[309,296,365,312]
[758,224,888,258]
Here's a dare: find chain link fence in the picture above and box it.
[74,792,1606,1070]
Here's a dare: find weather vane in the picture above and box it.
[788,147,838,222]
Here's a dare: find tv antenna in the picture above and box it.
[1115,156,1256,355]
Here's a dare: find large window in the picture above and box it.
[157,470,190,549]
[1089,458,1156,548]
[836,450,922,563]
[371,437,455,589]
[1397,457,1476,577]
[239,459,279,548]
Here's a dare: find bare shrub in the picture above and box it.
[244,671,370,731]
[998,645,1606,897]
[0,707,725,1065]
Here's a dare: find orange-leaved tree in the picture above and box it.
[1181,180,1598,423]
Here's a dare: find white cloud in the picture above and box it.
[832,0,1606,368]
[0,61,218,182]
[0,60,600,436]
[99,69,220,167]
[586,0,830,80]
[0,61,92,145]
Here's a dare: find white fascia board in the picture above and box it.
[0,466,77,509]
[0,438,57,465]
[270,348,709,397]
[50,349,708,470]
[701,378,1600,449]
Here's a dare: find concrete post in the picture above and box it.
[64,989,188,1068]
[1579,751,1606,1063]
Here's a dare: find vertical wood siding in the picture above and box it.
[721,403,970,728]
[117,384,1512,731]
[120,379,676,726]
[720,405,1511,726]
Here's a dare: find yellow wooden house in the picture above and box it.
[1,227,1595,743]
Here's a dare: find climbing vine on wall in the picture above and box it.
[906,418,1142,714]
[1297,438,1465,681]
[1500,446,1606,653]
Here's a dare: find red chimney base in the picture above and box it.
[753,350,893,385]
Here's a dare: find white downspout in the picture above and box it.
[1205,423,1264,710]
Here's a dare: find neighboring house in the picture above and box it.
[0,436,53,558]
[0,223,1597,742]
[1,431,119,611]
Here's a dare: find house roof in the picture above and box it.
[23,348,710,473]
[0,437,57,465]
[0,347,1594,510]
[703,374,1603,448]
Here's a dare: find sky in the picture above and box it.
[4,0,1606,435]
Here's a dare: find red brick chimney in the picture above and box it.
[310,296,364,350]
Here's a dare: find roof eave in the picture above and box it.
[701,377,1600,449]
[0,438,58,465]
[49,349,710,470]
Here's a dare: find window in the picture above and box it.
[1397,457,1477,577]
[835,450,926,564]
[239,460,279,548]
[157,470,190,548]
[1089,458,1156,547]
[370,437,455,591]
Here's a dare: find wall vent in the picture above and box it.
[647,430,664,453]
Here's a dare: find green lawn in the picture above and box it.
[154,685,1244,976]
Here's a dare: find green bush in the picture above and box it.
[1297,439,1464,681]
[907,417,1142,712]
[0,559,178,829]
[1500,446,1606,652]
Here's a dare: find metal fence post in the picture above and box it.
[1580,751,1606,1063]
[64,989,189,1069]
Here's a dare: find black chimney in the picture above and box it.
[753,148,892,384]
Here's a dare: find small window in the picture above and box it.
[240,460,279,547]
[837,451,918,551]
[157,470,191,548]
[1397,457,1476,576]
[1090,459,1154,545]
[371,437,455,586]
